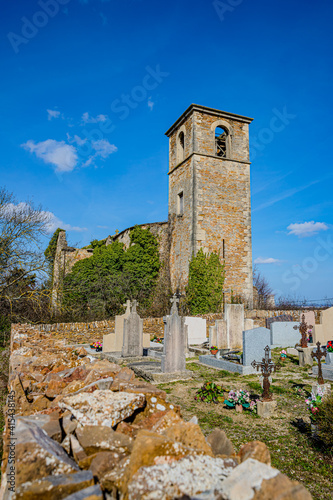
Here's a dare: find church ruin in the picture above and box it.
[52,104,254,309]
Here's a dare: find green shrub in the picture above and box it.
[316,394,333,451]
[194,382,225,403]
[186,249,225,314]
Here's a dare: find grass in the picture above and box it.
[157,356,333,500]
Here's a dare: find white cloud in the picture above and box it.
[66,133,87,146]
[1,203,87,233]
[81,112,108,124]
[81,139,117,167]
[22,139,78,173]
[92,139,117,158]
[287,221,329,237]
[148,98,154,111]
[47,109,61,120]
[45,211,87,233]
[254,257,282,264]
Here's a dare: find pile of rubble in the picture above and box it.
[1,324,312,499]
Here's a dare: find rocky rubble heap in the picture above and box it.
[1,324,312,500]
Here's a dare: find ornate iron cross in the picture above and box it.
[251,346,280,401]
[293,314,313,348]
[311,341,326,385]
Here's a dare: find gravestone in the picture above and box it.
[243,327,271,366]
[209,319,227,349]
[313,306,333,345]
[103,300,131,353]
[245,318,254,331]
[184,317,207,345]
[161,296,187,373]
[122,301,143,357]
[199,327,270,375]
[225,304,244,349]
[270,322,300,348]
[265,314,293,329]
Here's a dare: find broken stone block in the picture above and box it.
[89,451,127,482]
[216,458,312,500]
[70,434,88,463]
[206,428,235,457]
[62,484,104,500]
[58,390,145,427]
[120,429,192,496]
[14,470,94,500]
[76,425,132,455]
[127,454,237,499]
[16,413,62,443]
[238,440,271,465]
[11,419,79,487]
[163,422,213,456]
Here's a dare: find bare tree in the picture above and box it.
[253,265,273,309]
[0,187,51,324]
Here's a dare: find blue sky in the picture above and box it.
[1,0,332,302]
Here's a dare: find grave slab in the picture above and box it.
[265,314,293,329]
[242,327,271,366]
[270,321,300,348]
[128,360,193,383]
[313,306,333,345]
[225,304,244,349]
[312,364,333,382]
[184,317,207,345]
[198,355,257,374]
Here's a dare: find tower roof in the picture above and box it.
[165,104,253,137]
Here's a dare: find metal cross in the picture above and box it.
[311,341,326,385]
[293,314,313,348]
[251,346,280,401]
[170,293,179,315]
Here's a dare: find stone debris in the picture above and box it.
[0,323,313,500]
[127,455,237,499]
[58,390,145,427]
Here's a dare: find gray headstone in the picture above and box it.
[242,327,271,366]
[266,314,293,329]
[161,296,187,373]
[270,321,300,347]
[122,305,143,357]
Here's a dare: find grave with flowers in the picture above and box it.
[224,389,258,413]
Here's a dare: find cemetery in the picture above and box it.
[1,304,333,499]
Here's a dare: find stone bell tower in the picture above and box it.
[165,104,253,307]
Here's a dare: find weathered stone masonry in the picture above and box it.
[52,104,254,308]
[166,104,253,306]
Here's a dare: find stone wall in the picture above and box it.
[34,309,322,345]
[0,324,312,499]
[36,317,165,344]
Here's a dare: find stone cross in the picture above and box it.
[251,346,280,401]
[131,300,138,313]
[311,341,326,385]
[170,294,179,315]
[293,314,313,348]
[123,300,131,315]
